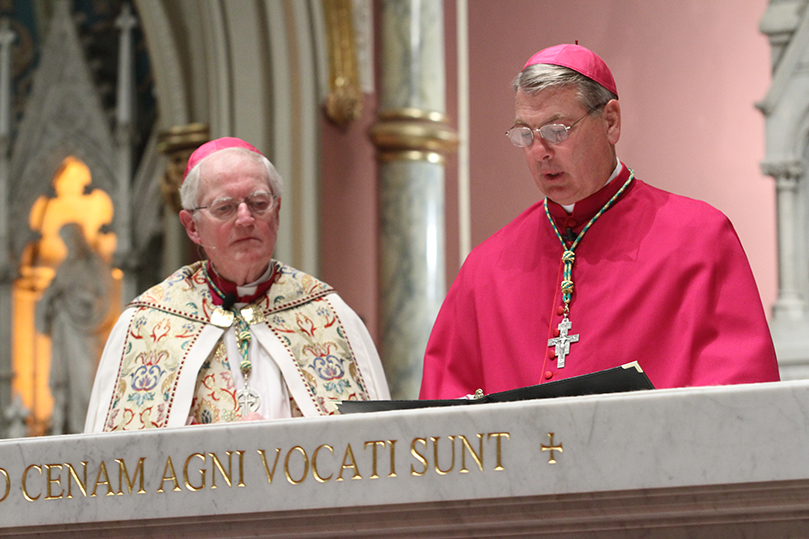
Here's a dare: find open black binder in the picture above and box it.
[336,361,654,414]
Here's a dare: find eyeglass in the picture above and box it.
[505,103,606,147]
[192,191,277,220]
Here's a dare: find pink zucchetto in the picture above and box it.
[523,43,618,97]
[183,137,264,182]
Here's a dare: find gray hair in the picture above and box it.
[512,64,618,112]
[179,147,284,210]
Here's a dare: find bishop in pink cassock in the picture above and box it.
[420,44,780,399]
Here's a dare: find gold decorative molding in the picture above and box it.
[377,151,446,165]
[377,108,449,124]
[323,0,363,126]
[156,123,210,213]
[369,109,459,163]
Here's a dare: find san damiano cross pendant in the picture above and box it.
[547,315,579,369]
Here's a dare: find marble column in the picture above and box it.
[370,0,458,399]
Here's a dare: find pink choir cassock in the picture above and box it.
[420,165,780,399]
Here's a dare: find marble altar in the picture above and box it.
[1,380,809,537]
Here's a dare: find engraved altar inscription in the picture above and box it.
[0,431,514,505]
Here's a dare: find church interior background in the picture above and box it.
[0,0,801,438]
[1,0,156,437]
[0,0,375,437]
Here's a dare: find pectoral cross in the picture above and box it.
[237,386,261,416]
[547,316,579,369]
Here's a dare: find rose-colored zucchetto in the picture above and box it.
[523,43,618,97]
[183,137,263,182]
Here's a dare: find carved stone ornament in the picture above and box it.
[760,159,805,181]
[156,123,210,213]
[323,0,363,126]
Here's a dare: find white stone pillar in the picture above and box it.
[764,160,807,321]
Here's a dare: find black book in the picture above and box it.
[336,361,654,414]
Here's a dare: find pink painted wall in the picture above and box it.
[465,0,777,315]
[319,95,380,338]
[319,0,778,346]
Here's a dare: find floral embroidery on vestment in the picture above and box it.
[102,261,370,431]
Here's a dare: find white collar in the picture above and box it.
[236,264,273,298]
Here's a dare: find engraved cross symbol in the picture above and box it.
[547,316,579,369]
[541,432,563,464]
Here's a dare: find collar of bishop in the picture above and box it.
[546,164,635,243]
[129,260,334,323]
[204,260,276,306]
